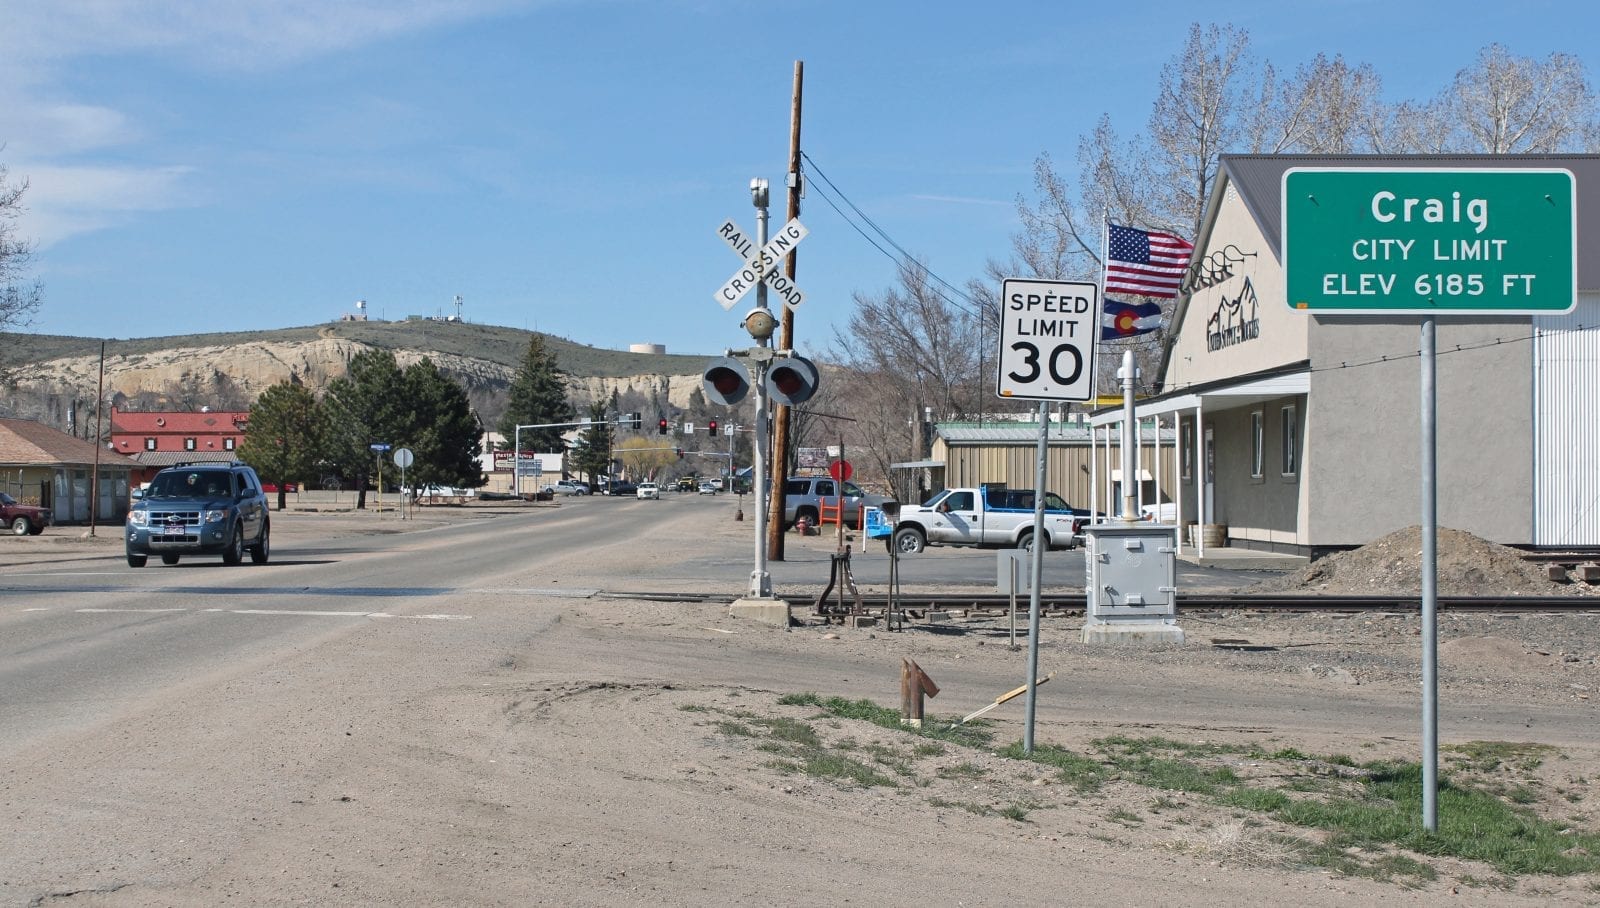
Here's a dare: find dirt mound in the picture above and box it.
[1258,525,1586,597]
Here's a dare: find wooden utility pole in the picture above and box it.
[767,60,803,562]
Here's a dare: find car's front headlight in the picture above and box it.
[128,510,148,527]
[205,509,227,523]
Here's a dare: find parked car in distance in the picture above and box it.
[697,481,719,495]
[782,476,891,529]
[543,480,589,496]
[1139,501,1178,522]
[260,481,299,494]
[598,480,637,496]
[124,462,270,567]
[409,484,478,501]
[636,482,659,500]
[1,491,51,535]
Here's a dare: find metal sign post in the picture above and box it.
[996,277,1098,754]
[1282,166,1577,834]
[393,447,414,520]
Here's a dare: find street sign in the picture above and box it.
[1282,168,1576,314]
[715,217,808,310]
[996,278,1098,402]
[369,443,391,452]
[393,447,414,470]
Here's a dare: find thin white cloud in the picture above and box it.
[0,0,560,246]
[14,163,197,247]
[1,0,546,70]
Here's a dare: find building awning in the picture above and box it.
[889,459,945,470]
[1089,363,1310,427]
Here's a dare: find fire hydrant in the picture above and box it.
[796,515,811,536]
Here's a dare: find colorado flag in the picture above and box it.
[1101,298,1162,341]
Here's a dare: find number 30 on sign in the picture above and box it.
[996,278,1098,402]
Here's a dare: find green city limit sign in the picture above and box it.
[1282,168,1576,314]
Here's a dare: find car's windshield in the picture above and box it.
[146,471,230,499]
[0,492,15,506]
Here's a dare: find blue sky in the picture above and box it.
[4,0,1594,357]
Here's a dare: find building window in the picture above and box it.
[1250,410,1264,478]
[184,438,197,451]
[144,437,157,451]
[224,437,235,451]
[1281,405,1298,477]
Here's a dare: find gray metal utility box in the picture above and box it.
[1084,522,1179,619]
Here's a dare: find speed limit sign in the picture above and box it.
[996,278,1098,402]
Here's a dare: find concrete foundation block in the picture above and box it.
[844,615,878,628]
[729,597,792,626]
[1080,619,1186,646]
[1579,563,1600,584]
[1547,564,1570,582]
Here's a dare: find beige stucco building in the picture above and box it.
[1092,154,1600,556]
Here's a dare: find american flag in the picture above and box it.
[1105,223,1194,299]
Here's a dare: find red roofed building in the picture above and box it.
[109,407,250,484]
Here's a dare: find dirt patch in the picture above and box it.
[1255,525,1593,597]
[1439,635,1559,670]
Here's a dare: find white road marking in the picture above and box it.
[47,607,469,620]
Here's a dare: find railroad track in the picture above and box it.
[600,590,1600,614]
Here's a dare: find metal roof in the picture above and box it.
[131,451,240,467]
[1220,153,1600,290]
[937,424,1176,444]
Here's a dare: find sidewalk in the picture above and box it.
[1176,543,1308,571]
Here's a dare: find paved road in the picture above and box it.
[0,495,1590,905]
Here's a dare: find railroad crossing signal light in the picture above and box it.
[628,411,642,429]
[657,417,669,435]
[675,447,684,460]
[707,419,718,434]
[701,356,750,406]
[764,355,820,406]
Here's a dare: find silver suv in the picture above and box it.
[125,462,270,567]
[782,476,890,529]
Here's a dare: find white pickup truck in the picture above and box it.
[889,484,1097,555]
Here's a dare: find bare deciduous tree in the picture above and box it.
[1,162,44,382]
[1430,45,1596,153]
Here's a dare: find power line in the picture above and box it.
[799,151,984,318]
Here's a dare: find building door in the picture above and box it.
[1204,427,1216,524]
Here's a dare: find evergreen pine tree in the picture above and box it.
[497,334,573,452]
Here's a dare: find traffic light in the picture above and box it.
[675,447,684,460]
[628,411,642,429]
[702,356,750,406]
[657,417,669,435]
[764,355,820,406]
[707,419,718,434]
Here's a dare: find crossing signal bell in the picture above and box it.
[702,357,751,406]
[657,417,669,435]
[764,355,820,406]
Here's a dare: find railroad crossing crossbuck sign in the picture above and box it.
[996,278,1098,402]
[715,217,808,310]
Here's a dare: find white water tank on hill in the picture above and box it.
[629,343,666,354]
